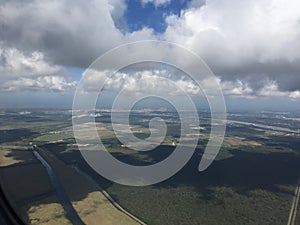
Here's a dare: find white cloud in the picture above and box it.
[165,0,300,62]
[220,78,300,99]
[0,0,154,67]
[0,46,61,79]
[221,80,253,97]
[257,80,286,97]
[289,91,300,99]
[2,76,77,92]
[81,69,201,96]
[141,0,171,7]
[163,0,300,93]
[0,45,76,92]
[80,68,300,101]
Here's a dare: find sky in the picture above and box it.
[0,0,300,111]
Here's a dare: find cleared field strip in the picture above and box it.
[0,149,71,224]
[73,166,147,225]
[37,147,142,225]
[33,151,85,225]
[287,173,300,225]
[0,149,37,167]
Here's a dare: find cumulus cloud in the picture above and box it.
[77,67,300,101]
[2,76,77,92]
[220,80,253,98]
[0,0,154,67]
[0,46,61,79]
[0,45,76,92]
[0,0,155,92]
[289,91,300,99]
[81,69,201,96]
[256,80,300,99]
[257,80,286,97]
[163,0,300,93]
[141,0,171,7]
[220,79,300,99]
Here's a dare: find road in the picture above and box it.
[287,173,300,225]
[33,151,85,225]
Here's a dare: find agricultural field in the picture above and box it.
[37,148,141,225]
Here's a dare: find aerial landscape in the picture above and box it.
[0,109,299,224]
[1,0,300,224]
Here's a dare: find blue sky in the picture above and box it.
[67,67,85,81]
[124,0,191,33]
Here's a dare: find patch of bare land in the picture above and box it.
[0,149,35,167]
[24,196,71,225]
[0,145,28,150]
[38,149,141,225]
[224,136,262,146]
[73,191,141,225]
[0,149,71,225]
